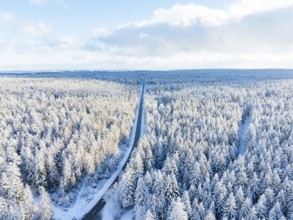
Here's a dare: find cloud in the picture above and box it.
[229,0,293,19]
[2,0,293,70]
[0,11,15,23]
[0,41,15,53]
[133,4,229,27]
[90,27,112,38]
[20,22,53,37]
[79,0,293,69]
[120,0,293,28]
[57,36,75,48]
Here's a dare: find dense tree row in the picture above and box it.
[0,78,138,219]
[105,79,293,220]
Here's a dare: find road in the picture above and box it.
[82,81,145,220]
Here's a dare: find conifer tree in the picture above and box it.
[167,199,188,220]
[38,186,54,220]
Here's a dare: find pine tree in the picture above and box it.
[239,198,252,219]
[121,168,136,208]
[276,189,286,214]
[204,209,216,220]
[135,177,150,219]
[24,185,38,219]
[271,170,281,194]
[167,199,188,220]
[144,171,153,192]
[4,162,25,200]
[255,194,268,219]
[191,198,199,220]
[188,184,196,201]
[268,202,283,220]
[0,197,9,220]
[163,156,173,175]
[264,187,275,211]
[249,172,259,202]
[223,193,236,219]
[164,173,179,204]
[62,157,73,190]
[246,206,258,220]
[214,181,227,217]
[135,177,150,207]
[38,186,54,220]
[198,202,206,219]
[32,149,47,187]
[237,168,248,187]
[235,186,244,212]
[182,191,192,218]
[245,123,256,151]
[144,209,155,220]
[189,161,201,186]
[152,171,166,218]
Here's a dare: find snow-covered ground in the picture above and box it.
[140,84,146,138]
[120,210,134,220]
[238,114,250,155]
[53,84,144,220]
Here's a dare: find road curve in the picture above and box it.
[82,81,145,220]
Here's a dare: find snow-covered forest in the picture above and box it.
[0,78,138,219]
[104,75,293,220]
[0,71,293,220]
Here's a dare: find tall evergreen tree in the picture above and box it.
[167,199,188,220]
[38,186,54,220]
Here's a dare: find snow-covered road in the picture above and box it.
[81,81,145,220]
[53,81,145,220]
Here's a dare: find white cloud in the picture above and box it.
[229,0,293,19]
[58,36,75,48]
[0,11,15,23]
[2,0,293,70]
[78,0,293,69]
[131,4,229,27]
[120,0,293,28]
[0,41,15,53]
[90,27,112,38]
[20,22,53,37]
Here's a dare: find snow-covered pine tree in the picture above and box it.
[268,202,283,220]
[223,193,236,219]
[120,167,136,208]
[167,199,188,220]
[144,209,155,220]
[38,186,54,220]
[135,177,150,219]
[182,191,192,218]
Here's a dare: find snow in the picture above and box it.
[120,210,134,220]
[140,84,146,138]
[53,83,144,220]
[238,114,250,155]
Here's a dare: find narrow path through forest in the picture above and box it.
[238,112,250,155]
[82,81,145,220]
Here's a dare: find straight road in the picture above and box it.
[82,81,145,220]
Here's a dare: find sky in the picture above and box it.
[0,0,293,71]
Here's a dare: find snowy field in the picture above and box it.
[0,70,293,220]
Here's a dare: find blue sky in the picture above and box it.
[1,0,293,70]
